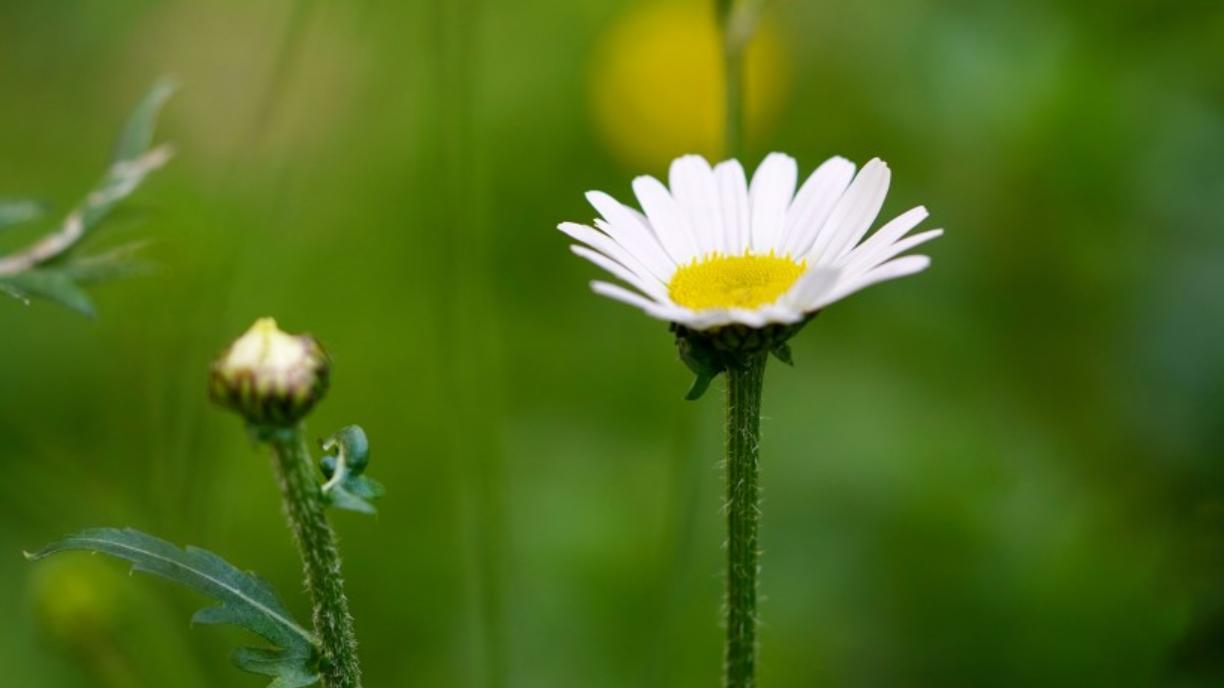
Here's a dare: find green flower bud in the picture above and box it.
[210,317,330,427]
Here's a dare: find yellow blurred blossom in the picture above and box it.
[590,0,790,171]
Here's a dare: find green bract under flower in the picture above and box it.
[210,318,329,427]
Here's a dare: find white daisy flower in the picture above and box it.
[559,153,941,330]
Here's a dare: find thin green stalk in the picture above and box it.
[268,426,362,688]
[426,0,507,684]
[723,353,766,688]
[720,0,745,160]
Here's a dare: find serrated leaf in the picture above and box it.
[233,648,320,688]
[320,426,384,515]
[0,198,44,230]
[26,527,319,688]
[0,270,94,316]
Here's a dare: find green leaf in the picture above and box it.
[0,198,44,230]
[112,79,177,164]
[0,270,94,316]
[0,80,174,317]
[320,425,384,515]
[26,527,319,688]
[68,79,176,255]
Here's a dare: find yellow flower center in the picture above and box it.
[668,253,806,310]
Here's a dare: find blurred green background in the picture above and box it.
[2,0,1223,686]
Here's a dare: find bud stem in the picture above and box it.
[267,426,362,688]
[723,352,766,688]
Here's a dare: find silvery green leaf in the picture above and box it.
[0,80,174,305]
[26,527,320,688]
[0,198,44,230]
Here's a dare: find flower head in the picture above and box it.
[559,153,941,331]
[210,318,329,427]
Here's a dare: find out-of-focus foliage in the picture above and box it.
[0,80,173,316]
[1,0,1222,687]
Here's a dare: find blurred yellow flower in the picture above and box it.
[30,558,122,643]
[590,0,790,172]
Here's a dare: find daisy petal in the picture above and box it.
[558,222,667,290]
[633,175,701,264]
[807,158,890,264]
[585,191,676,278]
[843,228,942,278]
[591,280,685,321]
[837,206,928,268]
[818,254,931,309]
[715,159,750,254]
[749,152,798,253]
[571,245,669,301]
[669,155,724,256]
[779,156,856,257]
[783,266,840,312]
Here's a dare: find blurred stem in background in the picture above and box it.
[719,3,768,687]
[426,0,508,685]
[719,0,767,159]
[719,0,744,159]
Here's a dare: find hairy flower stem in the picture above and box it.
[268,426,362,688]
[723,352,766,688]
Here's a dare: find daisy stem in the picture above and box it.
[724,352,767,688]
[267,425,363,688]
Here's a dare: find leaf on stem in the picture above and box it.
[321,425,385,515]
[26,527,320,688]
